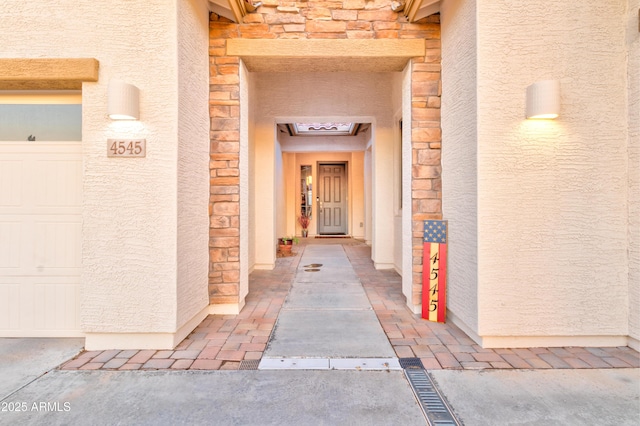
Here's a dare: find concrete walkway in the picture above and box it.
[261,244,397,369]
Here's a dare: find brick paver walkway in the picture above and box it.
[61,240,639,371]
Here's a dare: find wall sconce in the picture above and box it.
[526,80,560,119]
[108,79,139,120]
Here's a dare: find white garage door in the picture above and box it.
[0,142,82,337]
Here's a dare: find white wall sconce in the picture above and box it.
[108,79,139,120]
[526,80,560,119]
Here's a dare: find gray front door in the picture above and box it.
[318,163,347,235]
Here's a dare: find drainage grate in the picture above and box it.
[238,359,260,370]
[304,268,321,272]
[404,368,461,426]
[399,357,425,369]
[303,264,323,268]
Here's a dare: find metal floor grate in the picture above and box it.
[399,357,425,369]
[404,368,461,426]
[238,359,260,370]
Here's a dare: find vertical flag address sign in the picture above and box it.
[422,220,448,322]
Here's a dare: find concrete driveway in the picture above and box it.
[1,338,639,425]
[0,338,83,401]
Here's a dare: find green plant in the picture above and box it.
[279,236,299,245]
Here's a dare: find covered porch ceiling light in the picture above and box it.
[293,122,358,136]
[278,122,371,137]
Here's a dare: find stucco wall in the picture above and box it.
[391,71,404,274]
[239,61,252,299]
[253,120,277,269]
[401,62,415,310]
[3,1,173,332]
[373,125,397,268]
[1,1,212,347]
[440,0,480,337]
[365,147,373,245]
[176,0,211,327]
[627,0,640,349]
[275,139,286,245]
[475,0,630,345]
[246,67,257,273]
[279,133,369,152]
[350,151,366,241]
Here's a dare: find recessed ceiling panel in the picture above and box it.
[293,123,357,136]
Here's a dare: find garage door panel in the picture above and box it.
[33,279,81,331]
[34,220,82,272]
[0,142,82,337]
[0,282,21,330]
[34,159,82,207]
[0,160,23,207]
[0,221,21,269]
[0,277,80,335]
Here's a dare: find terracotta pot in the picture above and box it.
[279,243,292,254]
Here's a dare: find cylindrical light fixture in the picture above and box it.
[526,80,560,119]
[108,79,139,120]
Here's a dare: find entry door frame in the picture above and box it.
[317,161,348,235]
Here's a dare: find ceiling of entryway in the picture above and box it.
[208,0,440,24]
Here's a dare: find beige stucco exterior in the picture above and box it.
[1,0,211,349]
[442,0,639,349]
[440,0,479,337]
[627,0,640,348]
[1,0,638,351]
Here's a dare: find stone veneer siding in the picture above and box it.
[208,0,442,307]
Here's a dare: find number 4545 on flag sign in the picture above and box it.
[422,220,447,322]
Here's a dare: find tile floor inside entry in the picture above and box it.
[61,240,640,371]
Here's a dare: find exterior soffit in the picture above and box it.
[209,0,440,24]
[208,0,245,23]
[226,39,426,72]
[404,0,441,22]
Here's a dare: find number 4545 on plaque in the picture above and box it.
[107,139,146,158]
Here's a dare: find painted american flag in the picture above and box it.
[422,220,447,322]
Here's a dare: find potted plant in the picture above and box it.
[278,236,299,255]
[298,215,311,238]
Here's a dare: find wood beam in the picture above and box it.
[227,39,425,59]
[226,39,426,72]
[0,58,99,90]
